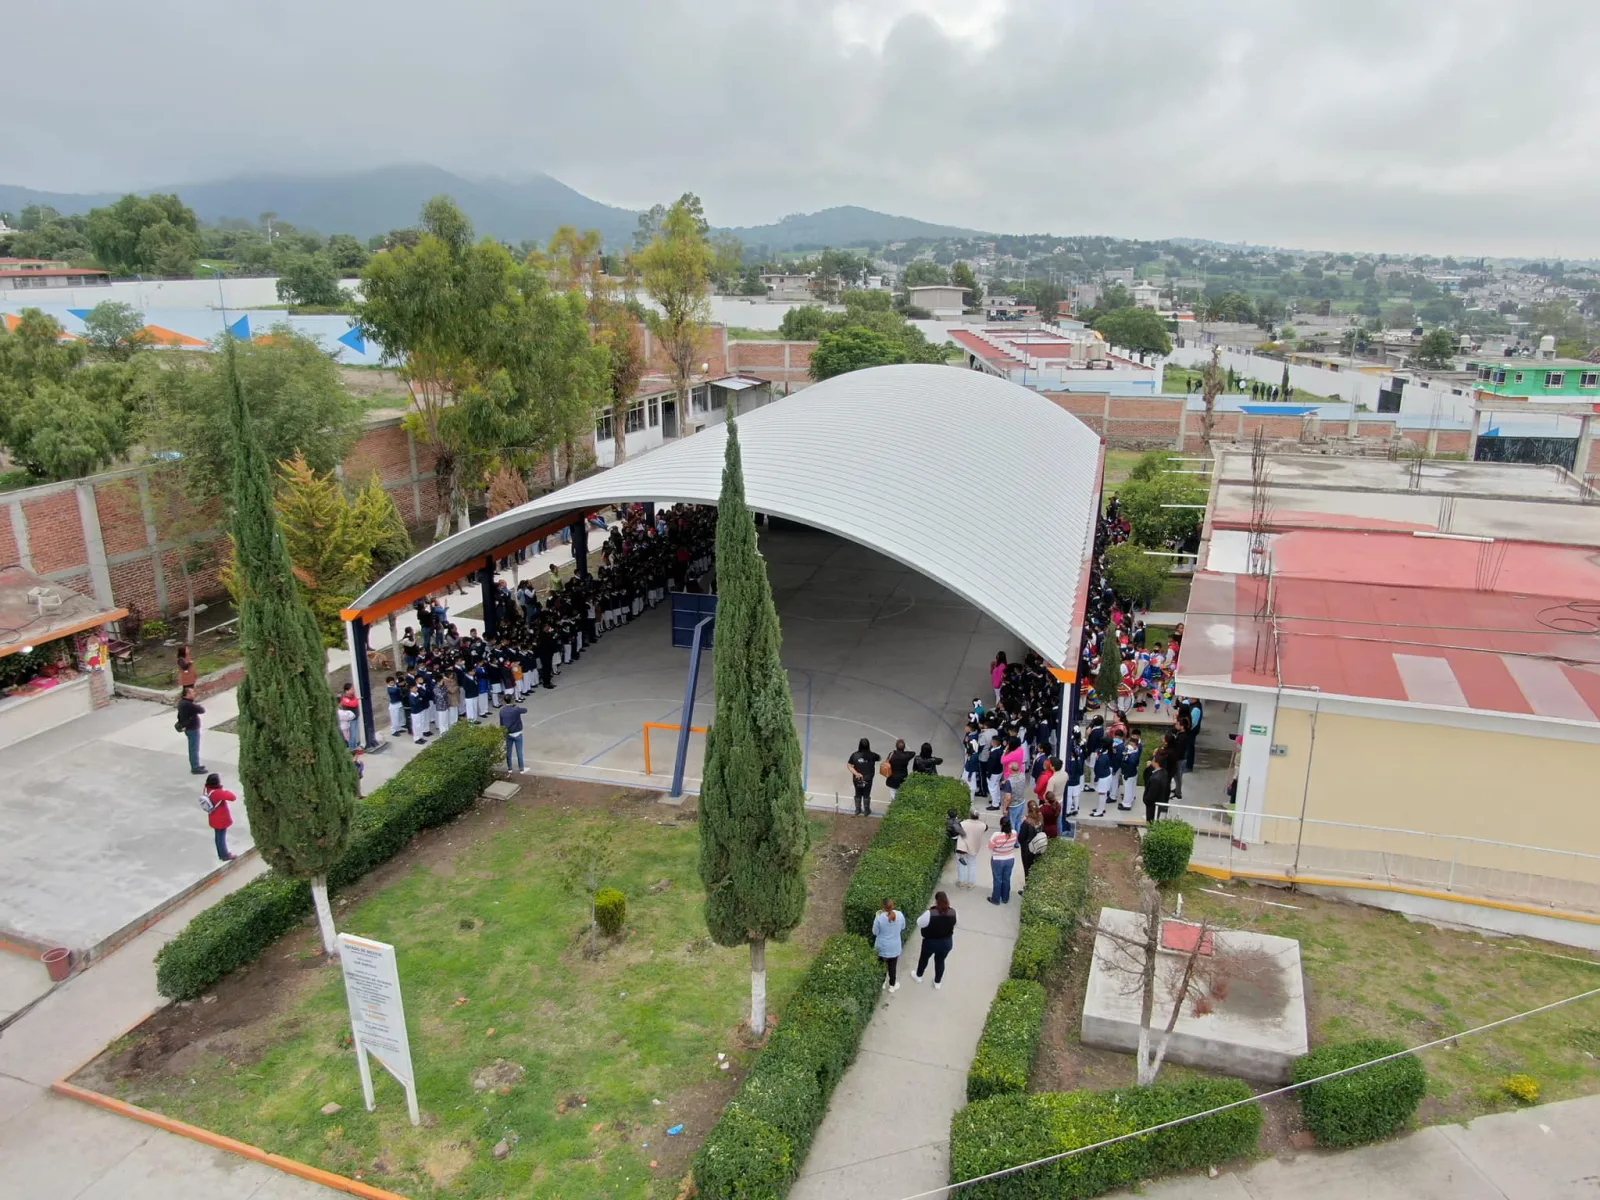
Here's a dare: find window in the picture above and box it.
[595,411,613,441]
[691,385,709,413]
[1513,372,1523,382]
[1581,373,1599,388]
[710,388,726,411]
[647,396,660,427]
[1492,371,1506,384]
[1478,367,1492,380]
[1546,372,1564,388]
[624,401,645,434]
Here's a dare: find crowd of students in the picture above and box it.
[381,504,717,761]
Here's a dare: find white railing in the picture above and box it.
[1160,803,1600,918]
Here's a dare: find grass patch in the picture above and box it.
[724,326,785,340]
[95,796,843,1199]
[1102,450,1143,492]
[1151,575,1191,614]
[1176,877,1600,1125]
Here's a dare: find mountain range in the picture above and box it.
[0,165,984,252]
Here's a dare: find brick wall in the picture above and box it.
[727,339,815,391]
[4,417,444,622]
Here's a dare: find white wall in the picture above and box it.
[0,275,361,311]
[1170,343,1384,409]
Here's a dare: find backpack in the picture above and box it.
[1029,831,1048,855]
[198,791,218,814]
[946,814,964,841]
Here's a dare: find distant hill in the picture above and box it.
[725,205,984,251]
[0,169,988,253]
[0,166,642,247]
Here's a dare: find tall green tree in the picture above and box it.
[1414,328,1458,369]
[698,419,809,1035]
[1096,624,1123,708]
[275,254,344,307]
[636,196,713,443]
[1093,307,1172,356]
[81,302,150,359]
[85,193,200,275]
[809,327,906,380]
[950,261,982,309]
[226,339,358,960]
[356,196,520,538]
[140,325,363,500]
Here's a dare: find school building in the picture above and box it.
[1176,451,1600,948]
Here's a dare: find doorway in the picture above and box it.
[662,398,678,439]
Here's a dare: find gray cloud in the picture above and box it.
[4,0,1597,256]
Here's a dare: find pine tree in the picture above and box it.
[227,338,358,959]
[698,418,809,1036]
[1097,624,1123,709]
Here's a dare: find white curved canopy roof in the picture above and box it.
[351,364,1103,665]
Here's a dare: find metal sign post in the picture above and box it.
[337,933,420,1125]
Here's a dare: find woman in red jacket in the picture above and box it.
[201,772,238,862]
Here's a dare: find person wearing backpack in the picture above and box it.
[956,809,988,889]
[199,772,238,862]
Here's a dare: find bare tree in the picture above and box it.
[1092,883,1286,1085]
[1200,346,1224,449]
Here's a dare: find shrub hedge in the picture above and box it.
[1292,1038,1426,1148]
[694,933,882,1200]
[1009,839,1093,980]
[1140,819,1195,884]
[154,723,502,1000]
[967,979,1047,1101]
[841,773,962,937]
[950,1079,1261,1199]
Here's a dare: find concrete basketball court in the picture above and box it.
[519,524,1021,806]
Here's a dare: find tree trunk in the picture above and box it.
[312,876,339,959]
[612,403,628,467]
[388,613,402,671]
[749,937,768,1035]
[180,561,197,645]
[1135,902,1160,1084]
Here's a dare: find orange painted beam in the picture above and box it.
[51,1080,413,1200]
[340,511,594,625]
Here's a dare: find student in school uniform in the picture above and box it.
[409,683,431,744]
[1119,734,1142,812]
[1090,738,1117,817]
[385,675,407,738]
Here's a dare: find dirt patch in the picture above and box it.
[1031,827,1308,1156]
[471,1059,526,1093]
[421,1140,474,1188]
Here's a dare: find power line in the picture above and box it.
[893,981,1600,1200]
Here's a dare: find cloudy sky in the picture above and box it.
[6,0,1598,258]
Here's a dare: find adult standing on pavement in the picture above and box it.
[499,698,528,772]
[1184,698,1204,772]
[872,898,907,992]
[956,809,988,889]
[176,685,206,775]
[1142,757,1172,824]
[885,738,915,799]
[1000,735,1028,833]
[177,644,197,690]
[913,892,958,988]
[987,816,1018,905]
[912,741,942,775]
[1018,801,1046,881]
[199,772,238,861]
[847,738,881,816]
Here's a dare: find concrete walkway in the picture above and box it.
[1119,1092,1600,1200]
[791,809,1021,1200]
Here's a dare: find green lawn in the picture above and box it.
[724,326,784,340]
[98,804,834,1199]
[1176,878,1600,1124]
[1103,449,1143,492]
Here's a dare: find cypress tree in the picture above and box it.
[698,417,808,1035]
[1096,624,1123,710]
[226,338,358,958]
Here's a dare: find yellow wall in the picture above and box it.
[1261,709,1600,887]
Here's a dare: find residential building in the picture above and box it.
[0,266,111,292]
[1131,282,1161,309]
[758,273,813,302]
[905,284,966,319]
[983,296,1038,321]
[1467,357,1600,399]
[949,323,1163,392]
[0,257,70,270]
[1179,451,1600,948]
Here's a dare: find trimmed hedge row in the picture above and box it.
[154,723,502,1000]
[1293,1038,1427,1148]
[1009,839,1093,981]
[693,933,882,1200]
[950,1079,1262,1199]
[967,979,1047,1101]
[841,773,963,937]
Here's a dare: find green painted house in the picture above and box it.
[1468,358,1600,398]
